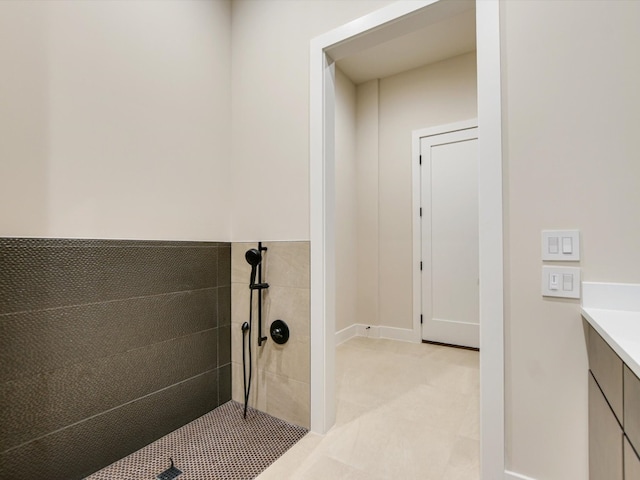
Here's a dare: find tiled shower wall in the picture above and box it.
[231,242,310,428]
[0,238,231,480]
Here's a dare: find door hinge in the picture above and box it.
[420,261,423,271]
[420,314,423,324]
[419,155,422,165]
[419,207,422,217]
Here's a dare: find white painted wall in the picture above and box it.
[335,68,358,333]
[503,1,640,478]
[0,0,231,240]
[3,0,639,477]
[367,52,478,330]
[356,80,381,329]
[230,0,395,242]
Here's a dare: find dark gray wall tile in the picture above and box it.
[218,324,231,367]
[0,238,231,479]
[218,363,232,404]
[0,242,220,314]
[218,285,231,327]
[1,329,218,450]
[218,244,231,287]
[0,289,218,383]
[0,238,227,248]
[0,370,219,480]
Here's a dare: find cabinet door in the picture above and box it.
[589,374,623,480]
[587,323,623,423]
[625,437,640,480]
[625,366,640,452]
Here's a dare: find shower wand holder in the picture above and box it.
[250,282,269,290]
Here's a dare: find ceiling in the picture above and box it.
[335,5,476,85]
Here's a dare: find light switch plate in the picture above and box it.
[542,230,580,261]
[542,266,581,299]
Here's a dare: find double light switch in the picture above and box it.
[542,266,581,298]
[541,230,581,299]
[542,230,580,261]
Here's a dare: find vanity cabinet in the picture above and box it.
[588,374,623,480]
[588,322,623,422]
[625,437,640,479]
[585,322,640,480]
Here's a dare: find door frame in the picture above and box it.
[412,119,478,345]
[310,1,505,478]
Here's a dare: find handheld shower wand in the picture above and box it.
[241,242,269,419]
[245,248,269,291]
[245,248,261,287]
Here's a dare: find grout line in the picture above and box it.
[0,286,226,319]
[2,328,220,385]
[1,369,218,455]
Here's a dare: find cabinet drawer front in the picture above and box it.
[589,374,623,480]
[624,436,640,480]
[625,366,640,452]
[587,322,623,423]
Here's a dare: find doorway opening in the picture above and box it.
[310,1,504,478]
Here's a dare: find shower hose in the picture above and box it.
[241,289,254,419]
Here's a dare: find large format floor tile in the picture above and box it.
[257,337,479,480]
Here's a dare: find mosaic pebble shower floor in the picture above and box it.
[85,401,308,480]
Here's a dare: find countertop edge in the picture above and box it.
[582,307,640,380]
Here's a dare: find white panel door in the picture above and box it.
[421,128,478,348]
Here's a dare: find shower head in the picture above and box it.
[245,248,262,287]
[245,248,262,267]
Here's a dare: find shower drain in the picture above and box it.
[156,458,182,480]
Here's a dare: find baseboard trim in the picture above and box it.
[505,470,537,480]
[335,324,417,345]
[335,324,358,345]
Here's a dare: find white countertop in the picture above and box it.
[582,282,640,379]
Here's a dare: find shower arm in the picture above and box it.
[255,242,268,346]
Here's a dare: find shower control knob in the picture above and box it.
[270,320,289,345]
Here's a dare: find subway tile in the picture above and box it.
[261,241,309,289]
[265,372,310,429]
[0,370,218,480]
[231,282,251,326]
[264,285,310,338]
[231,361,267,412]
[0,288,218,383]
[0,240,222,314]
[1,330,218,451]
[231,322,244,365]
[258,334,310,385]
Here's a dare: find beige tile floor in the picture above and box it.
[257,336,479,480]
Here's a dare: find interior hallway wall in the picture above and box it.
[502,1,640,478]
[230,0,395,242]
[355,80,380,330]
[335,68,358,333]
[0,0,232,241]
[359,52,478,331]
